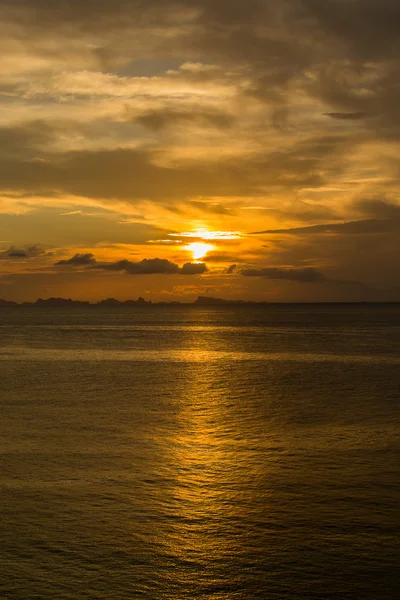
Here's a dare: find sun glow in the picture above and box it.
[172,228,241,241]
[186,242,214,260]
[174,228,241,260]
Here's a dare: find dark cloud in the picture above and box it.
[0,147,253,200]
[241,266,325,283]
[324,112,369,120]
[0,121,59,162]
[309,64,400,139]
[56,253,96,266]
[193,0,400,140]
[226,264,237,274]
[95,258,181,274]
[2,2,399,75]
[253,218,400,235]
[0,208,168,249]
[0,134,351,201]
[56,254,207,275]
[132,107,235,131]
[249,201,337,223]
[185,201,233,215]
[180,262,208,275]
[0,0,180,28]
[0,0,279,31]
[0,244,46,260]
[3,1,398,124]
[204,252,241,263]
[352,198,400,219]
[303,0,400,60]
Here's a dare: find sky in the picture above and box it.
[0,0,399,302]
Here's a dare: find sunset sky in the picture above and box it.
[0,0,399,302]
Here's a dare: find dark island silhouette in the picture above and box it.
[0,296,396,307]
[0,295,267,307]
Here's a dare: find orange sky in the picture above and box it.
[0,0,399,302]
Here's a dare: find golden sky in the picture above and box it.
[0,0,399,301]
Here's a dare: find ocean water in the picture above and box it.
[0,304,399,599]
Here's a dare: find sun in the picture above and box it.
[186,242,214,260]
[175,228,241,261]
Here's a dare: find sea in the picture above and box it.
[0,303,399,599]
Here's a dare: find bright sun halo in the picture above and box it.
[186,242,214,260]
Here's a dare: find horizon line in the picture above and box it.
[1,296,399,307]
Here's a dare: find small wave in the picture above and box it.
[1,346,399,364]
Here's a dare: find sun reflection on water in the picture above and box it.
[149,315,268,595]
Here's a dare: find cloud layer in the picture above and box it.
[241,267,325,283]
[56,254,208,275]
[0,0,399,300]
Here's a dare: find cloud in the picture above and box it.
[95,258,181,274]
[244,201,337,223]
[56,254,208,275]
[132,106,235,131]
[196,251,241,263]
[56,253,96,265]
[0,207,168,248]
[0,122,56,158]
[0,135,351,202]
[352,198,400,219]
[303,0,400,60]
[324,112,369,120]
[0,244,46,259]
[226,264,237,274]
[253,218,400,236]
[181,201,233,215]
[0,147,256,201]
[241,266,325,283]
[180,262,208,274]
[0,0,400,300]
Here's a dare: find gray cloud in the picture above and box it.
[352,198,400,219]
[0,208,168,248]
[324,112,369,120]
[241,266,325,283]
[303,0,400,60]
[180,262,208,275]
[253,218,400,236]
[56,253,96,266]
[0,244,46,259]
[95,258,181,274]
[247,201,337,223]
[183,201,233,215]
[56,254,208,275]
[0,0,179,29]
[2,2,399,79]
[0,134,351,202]
[197,251,241,263]
[0,147,253,200]
[0,122,55,159]
[132,107,235,131]
[3,1,398,108]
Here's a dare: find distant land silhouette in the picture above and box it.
[0,296,397,307]
[0,295,266,307]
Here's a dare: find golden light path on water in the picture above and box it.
[151,315,268,595]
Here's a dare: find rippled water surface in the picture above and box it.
[1,304,399,599]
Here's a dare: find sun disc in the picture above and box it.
[186,242,214,260]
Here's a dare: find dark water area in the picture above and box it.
[0,304,399,599]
